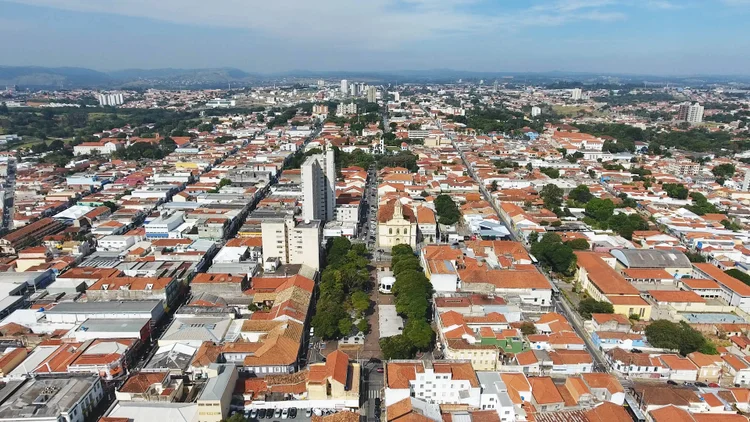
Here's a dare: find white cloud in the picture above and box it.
[645,0,684,9]
[4,0,626,49]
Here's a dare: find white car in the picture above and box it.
[281,408,289,419]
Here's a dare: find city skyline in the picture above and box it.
[1,0,750,75]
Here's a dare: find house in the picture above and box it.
[528,377,564,413]
[687,352,723,382]
[722,354,750,386]
[307,350,360,405]
[659,354,699,381]
[590,313,631,332]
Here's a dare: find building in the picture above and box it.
[531,106,542,117]
[206,98,236,108]
[261,217,322,270]
[98,93,124,106]
[678,102,704,124]
[575,252,652,320]
[301,148,336,222]
[73,139,123,156]
[340,79,349,94]
[312,104,329,116]
[145,211,185,239]
[336,103,357,116]
[0,217,66,255]
[377,199,418,250]
[86,276,180,308]
[571,88,583,101]
[367,86,377,103]
[307,350,360,404]
[0,375,105,422]
[384,361,480,407]
[196,364,238,422]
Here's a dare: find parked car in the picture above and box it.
[305,409,313,418]
[281,408,289,419]
[289,408,297,418]
[708,383,720,388]
[274,409,282,418]
[667,380,678,386]
[250,409,258,419]
[376,367,384,373]
[695,382,708,388]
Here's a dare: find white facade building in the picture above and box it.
[301,148,336,222]
[261,217,321,270]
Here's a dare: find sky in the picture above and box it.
[1,0,749,75]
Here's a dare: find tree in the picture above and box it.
[225,413,248,422]
[662,183,689,200]
[585,198,615,222]
[645,320,717,356]
[490,180,498,192]
[528,231,539,243]
[351,291,370,316]
[218,178,232,188]
[540,184,564,210]
[712,163,736,178]
[568,185,593,204]
[530,233,577,275]
[338,317,353,337]
[578,298,614,319]
[380,335,414,360]
[391,244,415,258]
[102,201,118,213]
[403,319,434,351]
[356,318,370,334]
[434,194,461,226]
[519,321,537,336]
[539,167,560,179]
[566,238,590,250]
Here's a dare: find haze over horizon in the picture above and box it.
[1,0,750,75]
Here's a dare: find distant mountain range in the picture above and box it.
[1,65,749,89]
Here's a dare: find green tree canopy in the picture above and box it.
[434,194,461,226]
[530,233,577,276]
[568,185,593,204]
[577,298,614,319]
[645,320,717,356]
[540,184,564,210]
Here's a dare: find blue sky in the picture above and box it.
[1,0,749,75]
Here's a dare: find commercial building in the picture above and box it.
[0,217,66,254]
[301,148,336,222]
[0,375,105,422]
[196,364,238,422]
[206,98,236,108]
[98,93,124,106]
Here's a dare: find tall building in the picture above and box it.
[687,102,704,124]
[336,102,358,116]
[571,88,583,101]
[340,79,349,94]
[98,93,124,106]
[531,106,542,117]
[349,84,358,97]
[367,86,377,103]
[677,102,690,121]
[317,79,325,88]
[301,147,336,222]
[261,217,321,270]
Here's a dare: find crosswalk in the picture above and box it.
[367,389,382,399]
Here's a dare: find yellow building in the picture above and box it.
[575,252,652,320]
[377,199,418,250]
[307,350,360,402]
